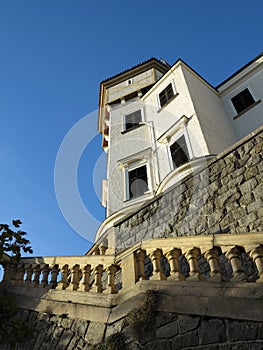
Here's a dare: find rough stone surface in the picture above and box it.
[199,319,226,344]
[114,129,263,250]
[178,314,200,334]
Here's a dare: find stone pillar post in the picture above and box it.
[69,264,80,291]
[25,264,33,285]
[185,248,204,281]
[106,264,119,294]
[165,248,185,281]
[79,264,91,292]
[16,263,25,285]
[94,265,103,293]
[41,264,50,288]
[99,245,107,256]
[226,246,248,282]
[58,264,69,290]
[135,249,146,281]
[33,264,41,287]
[204,248,222,282]
[2,263,13,284]
[50,264,59,289]
[250,246,263,283]
[148,249,166,281]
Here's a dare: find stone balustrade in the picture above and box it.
[1,254,121,294]
[117,232,263,289]
[1,233,262,296]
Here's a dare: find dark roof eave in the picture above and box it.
[216,52,263,89]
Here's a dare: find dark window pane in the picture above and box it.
[128,165,148,199]
[159,83,175,107]
[231,88,255,114]
[125,110,142,130]
[170,135,189,168]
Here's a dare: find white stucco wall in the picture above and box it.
[218,66,263,140]
[106,99,154,215]
[181,65,238,154]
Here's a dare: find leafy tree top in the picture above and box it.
[0,220,33,263]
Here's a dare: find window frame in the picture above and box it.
[169,134,190,169]
[119,148,153,202]
[157,81,176,109]
[167,130,192,171]
[231,87,256,115]
[127,163,149,200]
[123,107,144,132]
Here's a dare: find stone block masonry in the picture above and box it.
[115,126,263,251]
[1,307,263,349]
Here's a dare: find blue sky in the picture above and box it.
[0,1,262,257]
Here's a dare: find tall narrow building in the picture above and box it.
[96,54,263,244]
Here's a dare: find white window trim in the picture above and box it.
[118,148,153,201]
[122,106,145,132]
[156,80,177,110]
[228,85,257,115]
[157,115,193,171]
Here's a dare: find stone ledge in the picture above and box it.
[109,280,263,324]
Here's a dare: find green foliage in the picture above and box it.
[0,220,33,263]
[0,220,34,348]
[0,291,34,348]
[90,333,125,350]
[126,290,156,332]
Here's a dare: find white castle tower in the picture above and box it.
[95,55,263,244]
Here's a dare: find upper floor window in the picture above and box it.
[128,165,148,199]
[124,110,142,131]
[159,83,175,107]
[231,88,255,114]
[170,135,189,168]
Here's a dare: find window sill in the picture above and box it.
[121,123,144,134]
[124,190,152,203]
[157,93,179,113]
[233,100,261,120]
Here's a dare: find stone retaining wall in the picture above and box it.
[1,308,263,350]
[115,126,263,251]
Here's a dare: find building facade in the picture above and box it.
[96,53,263,242]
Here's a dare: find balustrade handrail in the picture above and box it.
[1,232,262,295]
[116,232,263,262]
[17,254,115,267]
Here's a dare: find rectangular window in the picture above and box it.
[125,110,142,130]
[159,83,175,107]
[231,88,255,114]
[128,165,148,199]
[170,135,189,168]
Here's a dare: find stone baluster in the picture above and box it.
[249,246,263,283]
[2,263,13,284]
[25,264,33,285]
[225,246,248,282]
[70,264,80,291]
[58,264,69,290]
[16,264,25,285]
[165,248,185,281]
[50,264,59,289]
[185,248,204,281]
[79,264,91,292]
[33,264,41,287]
[106,264,119,294]
[99,245,107,255]
[93,246,100,255]
[41,264,50,288]
[135,249,146,281]
[148,249,166,281]
[94,265,103,293]
[204,248,222,282]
